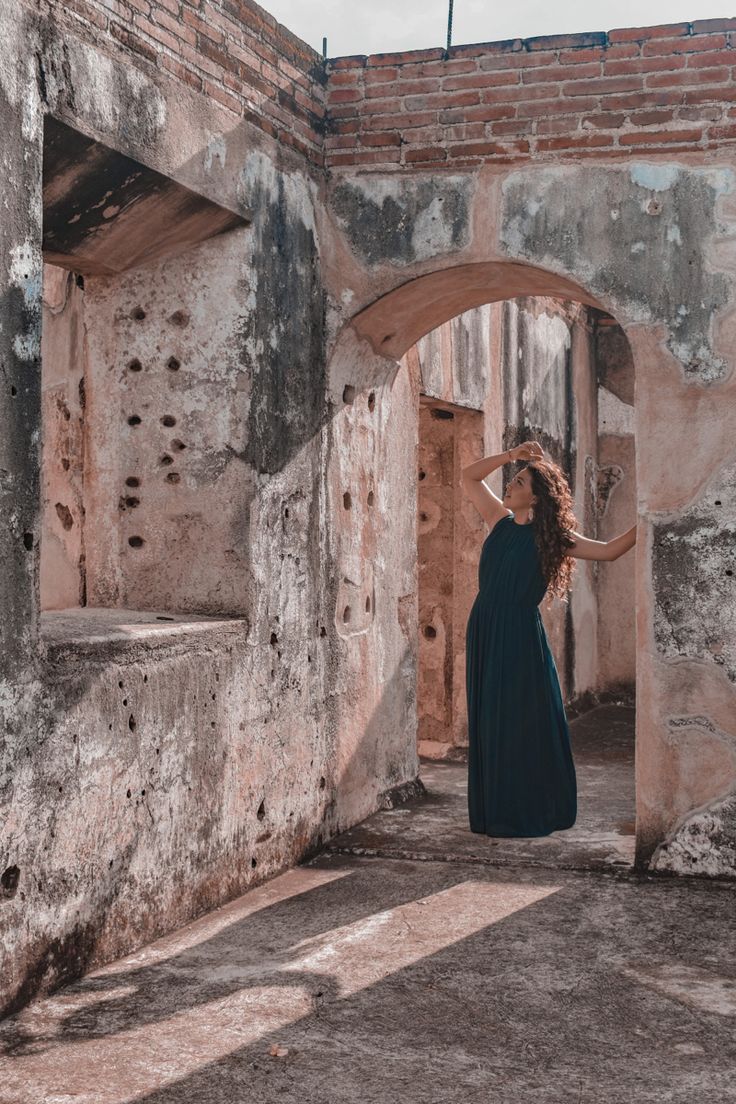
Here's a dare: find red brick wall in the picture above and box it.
[45,0,326,164]
[325,20,736,169]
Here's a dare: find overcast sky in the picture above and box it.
[262,1,729,57]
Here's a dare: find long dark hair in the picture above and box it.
[526,459,578,604]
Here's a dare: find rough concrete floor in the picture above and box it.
[330,704,637,874]
[2,706,735,1103]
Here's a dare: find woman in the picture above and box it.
[461,440,636,838]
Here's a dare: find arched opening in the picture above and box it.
[328,260,637,871]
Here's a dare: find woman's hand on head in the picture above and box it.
[510,441,545,462]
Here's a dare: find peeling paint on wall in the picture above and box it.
[329,175,471,266]
[501,163,734,382]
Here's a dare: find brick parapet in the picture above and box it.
[42,0,327,165]
[324,20,736,168]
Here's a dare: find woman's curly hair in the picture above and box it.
[525,459,578,605]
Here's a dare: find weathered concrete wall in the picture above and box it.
[0,0,412,1017]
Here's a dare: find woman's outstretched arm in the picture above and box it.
[565,523,637,562]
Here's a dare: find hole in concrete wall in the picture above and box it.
[23,533,33,551]
[161,415,176,427]
[320,626,327,637]
[367,490,374,505]
[1,865,20,898]
[418,469,426,480]
[343,384,356,403]
[270,632,278,645]
[726,569,733,577]
[156,615,175,621]
[76,274,85,289]
[128,715,136,732]
[131,307,146,321]
[365,596,371,612]
[419,511,428,522]
[343,605,351,623]
[128,536,144,548]
[127,415,142,427]
[251,857,257,868]
[55,503,73,530]
[10,385,17,397]
[171,439,186,451]
[430,407,454,420]
[715,500,722,506]
[256,800,265,820]
[368,391,375,411]
[126,476,141,488]
[319,776,326,789]
[126,788,131,799]
[423,624,437,639]
[166,356,180,372]
[125,496,140,508]
[169,310,190,328]
[165,472,180,484]
[343,491,352,509]
[128,358,142,373]
[160,454,173,466]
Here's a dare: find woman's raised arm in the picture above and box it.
[565,524,637,562]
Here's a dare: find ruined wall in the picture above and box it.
[326,21,736,170]
[0,0,416,1017]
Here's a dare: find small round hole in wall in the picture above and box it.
[419,511,428,522]
[127,415,142,427]
[343,605,351,623]
[343,491,352,509]
[166,357,180,372]
[125,496,140,509]
[128,536,144,548]
[367,490,374,506]
[256,800,266,821]
[125,476,140,488]
[368,391,375,412]
[418,470,426,481]
[715,500,722,506]
[11,385,17,397]
[320,626,327,637]
[424,624,437,639]
[160,454,173,466]
[251,857,257,868]
[23,533,33,551]
[270,632,278,646]
[131,307,146,321]
[343,384,356,403]
[169,310,190,328]
[161,415,176,427]
[1,865,20,898]
[128,715,136,731]
[726,569,733,577]
[128,358,143,373]
[165,472,180,484]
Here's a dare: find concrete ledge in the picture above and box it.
[40,607,249,665]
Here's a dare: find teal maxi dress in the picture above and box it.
[465,512,577,837]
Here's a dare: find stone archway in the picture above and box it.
[322,160,736,872]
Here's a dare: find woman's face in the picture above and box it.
[503,466,537,512]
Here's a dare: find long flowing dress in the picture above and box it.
[465,512,577,837]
